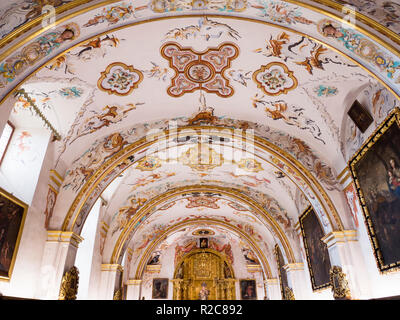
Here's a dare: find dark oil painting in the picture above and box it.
[0,187,27,279]
[240,279,257,300]
[350,109,400,272]
[300,206,332,291]
[152,278,169,299]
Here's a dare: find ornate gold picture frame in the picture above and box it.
[349,108,400,273]
[299,206,332,291]
[0,187,28,281]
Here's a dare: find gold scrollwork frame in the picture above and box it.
[348,107,400,274]
[0,187,28,282]
[299,205,332,292]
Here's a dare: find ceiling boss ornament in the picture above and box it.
[97,62,143,96]
[161,42,239,97]
[253,62,298,96]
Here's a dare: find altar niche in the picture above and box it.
[172,248,236,300]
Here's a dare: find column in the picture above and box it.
[321,230,372,299]
[283,263,311,300]
[98,264,123,300]
[264,279,280,300]
[0,94,17,136]
[126,279,142,300]
[35,231,83,300]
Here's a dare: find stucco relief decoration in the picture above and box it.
[253,62,298,96]
[97,62,143,96]
[161,42,239,97]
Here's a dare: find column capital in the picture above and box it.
[101,264,124,272]
[47,231,84,248]
[283,263,304,272]
[321,230,357,248]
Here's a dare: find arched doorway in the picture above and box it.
[172,248,236,300]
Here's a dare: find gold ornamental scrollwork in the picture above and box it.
[329,266,351,300]
[58,266,79,300]
[284,286,295,300]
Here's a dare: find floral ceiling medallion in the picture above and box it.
[161,42,239,97]
[253,62,298,96]
[97,62,143,96]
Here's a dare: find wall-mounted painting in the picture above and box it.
[152,278,169,299]
[0,187,28,280]
[240,279,257,300]
[274,244,289,299]
[299,206,332,291]
[349,108,400,273]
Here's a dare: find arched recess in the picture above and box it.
[1,2,400,102]
[132,218,274,280]
[109,184,295,267]
[58,126,344,239]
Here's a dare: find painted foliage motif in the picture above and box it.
[253,62,298,96]
[299,206,331,291]
[349,109,400,272]
[0,188,28,279]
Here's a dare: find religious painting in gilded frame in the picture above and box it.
[349,108,400,273]
[0,187,28,280]
[152,278,169,299]
[240,279,257,300]
[274,244,289,300]
[299,206,332,291]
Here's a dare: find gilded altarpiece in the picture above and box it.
[172,249,235,300]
